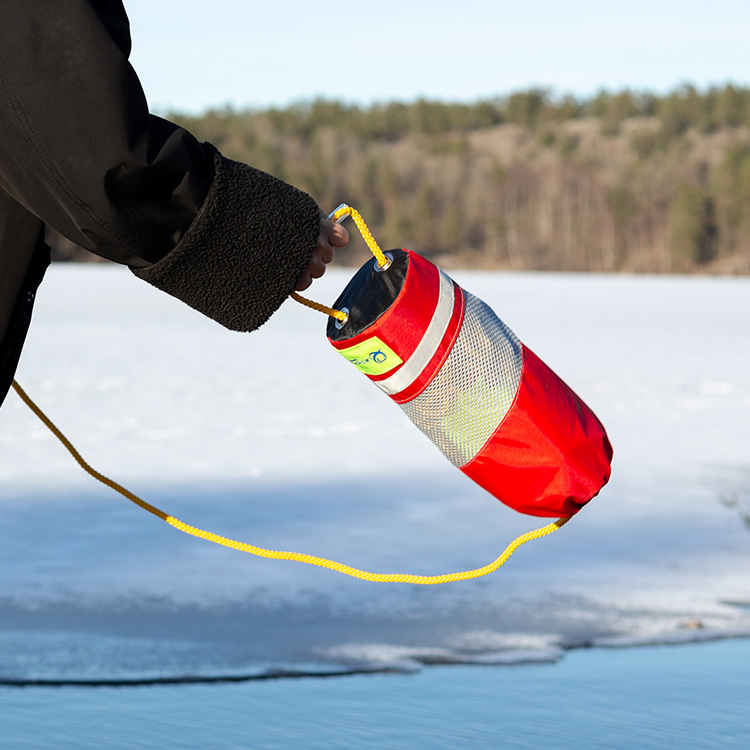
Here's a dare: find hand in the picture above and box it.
[295,215,349,292]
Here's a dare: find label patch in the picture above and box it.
[337,337,403,376]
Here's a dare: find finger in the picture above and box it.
[328,222,349,247]
[300,253,327,286]
[317,242,335,265]
[308,255,327,279]
[320,218,349,248]
[315,232,336,265]
[295,272,312,292]
[313,235,335,265]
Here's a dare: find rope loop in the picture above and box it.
[330,204,390,269]
[11,379,570,585]
[292,204,388,321]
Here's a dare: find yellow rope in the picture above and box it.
[11,379,570,584]
[330,204,390,269]
[292,204,390,321]
[290,291,347,322]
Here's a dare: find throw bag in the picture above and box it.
[327,249,612,517]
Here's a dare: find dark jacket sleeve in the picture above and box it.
[0,0,320,334]
[133,145,321,331]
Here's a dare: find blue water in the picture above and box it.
[2,638,748,749]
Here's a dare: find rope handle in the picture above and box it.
[291,204,389,323]
[10,379,570,585]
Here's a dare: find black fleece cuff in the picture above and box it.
[132,144,320,331]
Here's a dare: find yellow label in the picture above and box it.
[337,336,403,376]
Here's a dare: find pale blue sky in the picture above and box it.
[125,0,750,113]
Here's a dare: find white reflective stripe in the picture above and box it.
[376,270,456,396]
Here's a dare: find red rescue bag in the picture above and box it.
[327,249,612,517]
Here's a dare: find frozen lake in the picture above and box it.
[1,264,749,683]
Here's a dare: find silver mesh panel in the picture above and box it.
[399,291,523,467]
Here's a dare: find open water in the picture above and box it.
[1,638,749,749]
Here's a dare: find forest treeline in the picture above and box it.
[57,85,750,273]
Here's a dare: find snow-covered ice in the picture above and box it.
[1,264,749,682]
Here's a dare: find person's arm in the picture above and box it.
[128,143,325,331]
[0,0,338,332]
